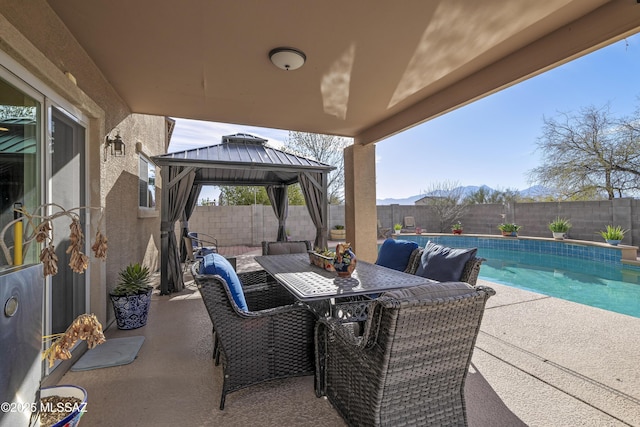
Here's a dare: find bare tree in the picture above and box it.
[420,181,469,232]
[529,104,640,200]
[284,131,352,204]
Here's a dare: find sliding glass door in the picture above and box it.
[1,66,90,368]
[49,107,87,334]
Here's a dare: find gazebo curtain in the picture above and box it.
[161,166,195,294]
[299,171,327,250]
[266,184,288,241]
[180,183,202,261]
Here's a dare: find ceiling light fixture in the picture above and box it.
[269,47,306,71]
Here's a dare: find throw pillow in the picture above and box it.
[415,241,477,282]
[376,238,419,271]
[201,253,248,311]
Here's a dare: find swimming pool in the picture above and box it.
[398,235,640,318]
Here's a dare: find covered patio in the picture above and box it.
[3,1,640,425]
[59,251,640,426]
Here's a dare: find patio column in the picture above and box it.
[344,143,377,262]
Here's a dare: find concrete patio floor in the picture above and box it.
[60,247,640,426]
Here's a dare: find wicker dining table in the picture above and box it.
[254,253,435,302]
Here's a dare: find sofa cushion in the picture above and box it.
[201,253,248,311]
[376,238,419,271]
[382,281,475,304]
[265,241,309,255]
[415,241,477,282]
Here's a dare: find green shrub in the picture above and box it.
[497,223,521,233]
[111,263,152,296]
[548,217,571,233]
[598,225,626,241]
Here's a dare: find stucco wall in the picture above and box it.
[0,4,168,327]
[189,199,640,248]
[103,114,166,294]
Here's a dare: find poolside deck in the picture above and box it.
[59,246,640,426]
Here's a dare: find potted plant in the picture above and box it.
[393,223,402,235]
[40,313,105,427]
[451,221,463,235]
[330,224,346,240]
[109,263,153,330]
[598,225,626,246]
[548,217,571,239]
[498,223,521,237]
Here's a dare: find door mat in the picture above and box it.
[71,336,145,371]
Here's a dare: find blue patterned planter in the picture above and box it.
[109,289,152,330]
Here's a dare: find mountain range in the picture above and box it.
[376,185,551,205]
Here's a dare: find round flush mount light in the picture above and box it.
[269,47,306,71]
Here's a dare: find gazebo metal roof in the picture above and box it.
[153,133,334,186]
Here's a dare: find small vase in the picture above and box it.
[453,229,463,235]
[552,232,565,239]
[605,239,621,246]
[333,248,356,278]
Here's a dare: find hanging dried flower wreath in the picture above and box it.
[0,203,108,276]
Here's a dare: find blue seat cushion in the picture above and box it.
[200,253,248,311]
[415,241,477,282]
[376,238,419,271]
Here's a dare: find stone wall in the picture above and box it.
[189,199,640,247]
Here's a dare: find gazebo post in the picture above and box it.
[159,165,170,295]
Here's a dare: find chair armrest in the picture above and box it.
[461,257,486,286]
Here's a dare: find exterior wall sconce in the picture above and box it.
[269,47,306,71]
[104,132,126,161]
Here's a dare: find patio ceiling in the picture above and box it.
[46,0,640,145]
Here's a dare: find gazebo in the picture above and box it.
[152,133,335,295]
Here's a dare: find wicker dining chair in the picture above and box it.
[405,248,485,286]
[261,240,312,255]
[192,261,316,410]
[315,282,495,427]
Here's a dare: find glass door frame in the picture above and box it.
[0,53,92,374]
[43,101,90,374]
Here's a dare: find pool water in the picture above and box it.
[477,248,640,318]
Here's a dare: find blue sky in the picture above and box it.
[169,33,640,201]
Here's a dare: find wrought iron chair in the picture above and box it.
[188,231,218,255]
[402,216,416,233]
[377,220,392,239]
[316,283,495,426]
[192,261,316,409]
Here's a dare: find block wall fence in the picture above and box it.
[185,198,640,248]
